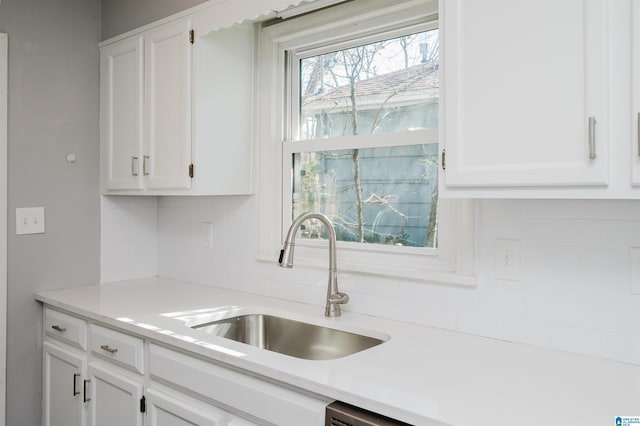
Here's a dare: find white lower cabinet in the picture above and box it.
[146,387,261,426]
[88,363,144,426]
[149,344,327,426]
[43,342,87,426]
[43,306,328,426]
[146,388,224,426]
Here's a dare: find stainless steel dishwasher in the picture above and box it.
[326,401,413,426]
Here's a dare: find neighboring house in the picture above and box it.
[301,62,439,138]
[295,62,439,247]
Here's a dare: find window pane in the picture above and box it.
[292,143,439,248]
[299,29,439,140]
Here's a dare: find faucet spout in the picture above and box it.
[278,212,349,317]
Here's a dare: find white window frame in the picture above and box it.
[255,0,476,286]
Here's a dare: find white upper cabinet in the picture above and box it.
[100,10,255,195]
[633,0,640,185]
[190,24,255,196]
[441,0,609,191]
[100,18,192,194]
[101,37,144,191]
[144,19,193,191]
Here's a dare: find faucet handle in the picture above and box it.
[329,292,349,305]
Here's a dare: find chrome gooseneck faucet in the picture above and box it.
[278,212,349,317]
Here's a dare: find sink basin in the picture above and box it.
[191,314,386,360]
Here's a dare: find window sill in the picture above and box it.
[256,250,477,287]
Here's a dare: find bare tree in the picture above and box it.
[299,30,440,247]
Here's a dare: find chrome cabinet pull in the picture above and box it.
[143,155,150,176]
[83,379,91,403]
[73,373,80,396]
[100,344,118,354]
[588,116,597,159]
[51,325,66,333]
[637,113,640,157]
[132,156,139,176]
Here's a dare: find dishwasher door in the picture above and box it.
[325,401,412,426]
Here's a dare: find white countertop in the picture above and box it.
[36,277,640,426]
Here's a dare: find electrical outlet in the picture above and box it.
[16,207,45,235]
[630,247,640,295]
[495,238,520,281]
[202,222,214,248]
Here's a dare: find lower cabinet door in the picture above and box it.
[43,342,87,426]
[88,363,144,426]
[226,415,262,426]
[146,388,231,426]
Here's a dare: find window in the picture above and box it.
[257,0,475,285]
[289,27,439,250]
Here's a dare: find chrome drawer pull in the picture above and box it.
[83,379,91,403]
[100,344,118,354]
[143,155,150,176]
[132,156,139,176]
[73,373,80,396]
[588,116,597,159]
[51,325,66,333]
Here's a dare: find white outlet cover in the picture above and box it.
[202,222,214,248]
[495,238,520,281]
[16,207,45,235]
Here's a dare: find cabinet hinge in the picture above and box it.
[441,149,446,171]
[140,396,146,413]
[189,29,194,44]
[189,164,194,178]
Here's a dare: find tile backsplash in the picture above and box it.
[101,196,640,365]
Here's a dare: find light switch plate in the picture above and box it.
[16,207,45,235]
[630,247,640,295]
[495,238,520,281]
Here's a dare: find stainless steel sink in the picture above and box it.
[191,314,385,360]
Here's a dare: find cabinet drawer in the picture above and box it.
[90,324,144,374]
[44,307,87,350]
[149,344,327,426]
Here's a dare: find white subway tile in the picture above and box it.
[524,295,580,327]
[109,196,640,365]
[415,304,458,330]
[579,302,640,335]
[381,298,416,323]
[345,291,382,317]
[457,310,500,338]
[437,286,479,309]
[478,288,525,318]
[606,333,640,365]
[497,317,553,348]
[101,196,157,283]
[549,325,607,359]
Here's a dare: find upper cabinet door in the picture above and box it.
[101,37,144,191]
[441,0,609,188]
[632,1,640,185]
[144,19,193,190]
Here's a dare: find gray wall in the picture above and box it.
[0,0,101,424]
[0,0,211,423]
[101,0,207,40]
